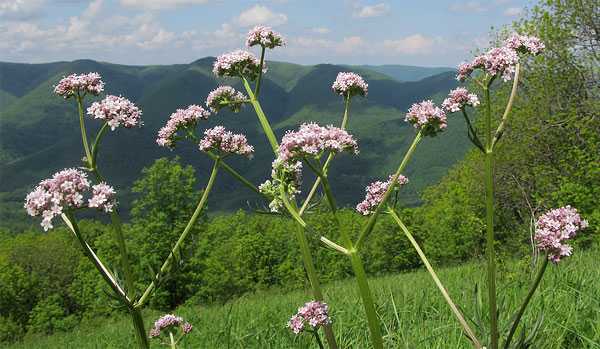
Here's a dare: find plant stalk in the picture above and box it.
[317,169,383,349]
[503,256,549,349]
[136,159,220,308]
[76,94,93,167]
[484,83,499,349]
[388,208,482,348]
[254,46,266,97]
[242,77,279,153]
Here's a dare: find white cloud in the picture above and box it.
[0,0,45,18]
[311,27,330,34]
[449,1,487,13]
[354,3,390,18]
[383,34,436,55]
[336,36,365,53]
[237,5,287,27]
[503,6,522,16]
[119,0,209,10]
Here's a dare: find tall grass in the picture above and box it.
[10,249,599,348]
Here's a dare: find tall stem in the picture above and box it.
[242,77,279,153]
[484,83,499,349]
[76,95,93,167]
[136,159,220,308]
[355,131,422,248]
[254,46,266,97]
[503,256,549,349]
[131,309,150,349]
[388,208,482,348]
[169,331,177,349]
[318,171,383,349]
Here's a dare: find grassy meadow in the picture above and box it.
[9,249,599,349]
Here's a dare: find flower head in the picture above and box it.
[54,72,104,98]
[88,183,117,213]
[87,95,142,130]
[456,62,474,82]
[442,87,480,113]
[259,160,303,212]
[535,206,588,263]
[288,301,330,335]
[482,46,520,81]
[277,123,358,164]
[206,86,247,113]
[148,314,192,339]
[332,72,368,98]
[504,33,545,55]
[198,126,254,157]
[157,105,210,148]
[213,50,263,80]
[356,175,409,215]
[24,169,92,231]
[246,26,285,49]
[405,100,447,136]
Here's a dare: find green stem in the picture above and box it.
[242,77,279,153]
[313,330,325,349]
[169,331,177,349]
[318,169,383,349]
[254,46,266,97]
[91,122,109,168]
[349,251,384,349]
[131,309,150,349]
[135,159,220,308]
[76,94,93,167]
[355,131,422,248]
[484,83,499,349]
[388,208,482,349]
[205,151,260,195]
[493,63,520,149]
[503,256,549,349]
[341,95,351,129]
[64,213,148,348]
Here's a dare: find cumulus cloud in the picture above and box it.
[503,7,523,16]
[354,3,390,18]
[237,5,287,27]
[383,34,436,55]
[119,0,209,10]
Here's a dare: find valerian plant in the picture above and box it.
[24,25,591,349]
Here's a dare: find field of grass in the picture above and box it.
[9,249,599,348]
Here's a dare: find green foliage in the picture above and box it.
[6,249,600,348]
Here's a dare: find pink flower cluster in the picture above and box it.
[246,25,285,49]
[534,206,588,263]
[213,50,263,80]
[205,86,247,113]
[504,34,545,55]
[87,95,143,130]
[405,100,447,136]
[24,169,117,230]
[356,175,409,215]
[277,123,359,163]
[198,126,254,157]
[288,301,330,334]
[157,105,211,148]
[149,314,192,338]
[332,72,368,97]
[54,72,104,98]
[457,33,544,82]
[88,183,116,213]
[442,87,480,113]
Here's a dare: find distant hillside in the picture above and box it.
[355,64,454,82]
[0,58,469,231]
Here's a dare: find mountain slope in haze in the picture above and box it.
[0,59,469,230]
[356,64,454,82]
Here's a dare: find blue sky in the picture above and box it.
[0,0,532,67]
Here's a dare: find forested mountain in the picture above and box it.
[0,58,467,230]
